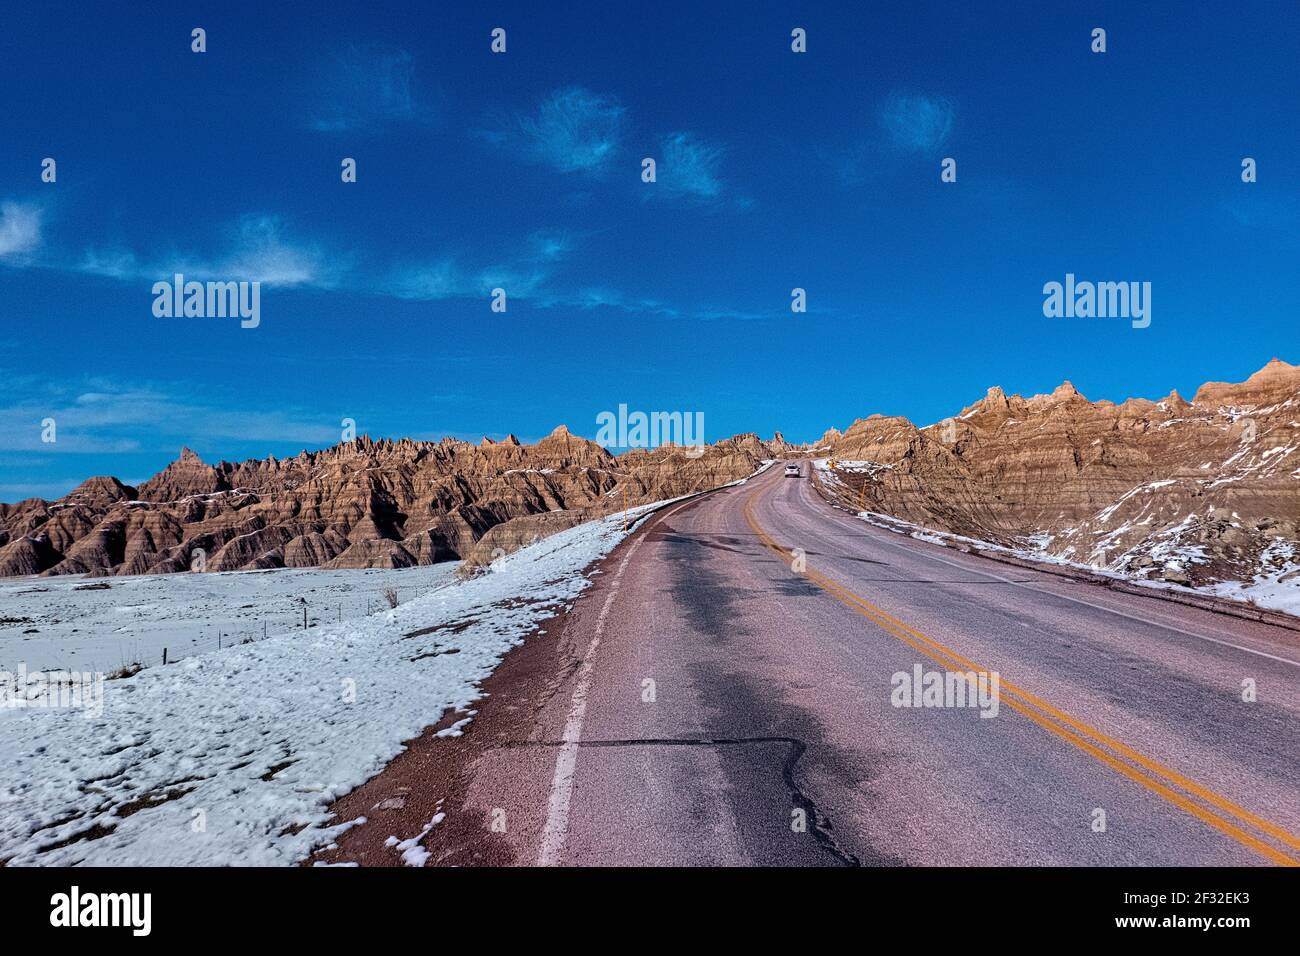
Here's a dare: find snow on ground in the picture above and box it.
[0,564,459,674]
[1205,539,1300,616]
[383,810,446,868]
[849,509,1299,618]
[811,457,893,489]
[815,458,894,476]
[0,502,671,866]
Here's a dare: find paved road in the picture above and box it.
[466,463,1300,866]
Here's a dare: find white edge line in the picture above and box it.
[535,494,710,866]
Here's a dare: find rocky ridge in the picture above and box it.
[0,429,773,577]
[6,358,1296,603]
[817,358,1300,598]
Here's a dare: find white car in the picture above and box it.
[784,464,801,478]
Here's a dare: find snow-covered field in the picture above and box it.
[0,503,669,866]
[0,564,459,674]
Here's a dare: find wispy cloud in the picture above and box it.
[560,287,680,317]
[825,91,957,184]
[78,246,141,280]
[382,229,574,302]
[384,258,548,302]
[31,201,739,323]
[308,45,424,132]
[0,374,493,500]
[879,92,955,152]
[79,216,334,288]
[216,216,331,286]
[513,87,626,174]
[530,231,573,262]
[0,377,343,460]
[534,286,779,321]
[63,212,569,306]
[658,132,725,199]
[0,201,42,261]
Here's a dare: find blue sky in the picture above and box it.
[1,1,1298,500]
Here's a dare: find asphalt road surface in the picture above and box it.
[465,463,1300,866]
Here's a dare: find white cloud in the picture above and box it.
[879,92,956,152]
[659,132,724,199]
[382,232,573,302]
[79,247,140,280]
[384,259,548,302]
[216,215,328,287]
[80,216,332,288]
[531,231,573,262]
[513,87,626,174]
[0,201,41,260]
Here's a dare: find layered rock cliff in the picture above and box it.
[7,358,1296,600]
[818,358,1300,596]
[0,428,772,577]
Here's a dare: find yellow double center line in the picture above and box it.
[743,483,1300,866]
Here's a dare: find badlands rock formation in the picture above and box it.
[5,358,1295,600]
[0,429,772,577]
[819,358,1300,594]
